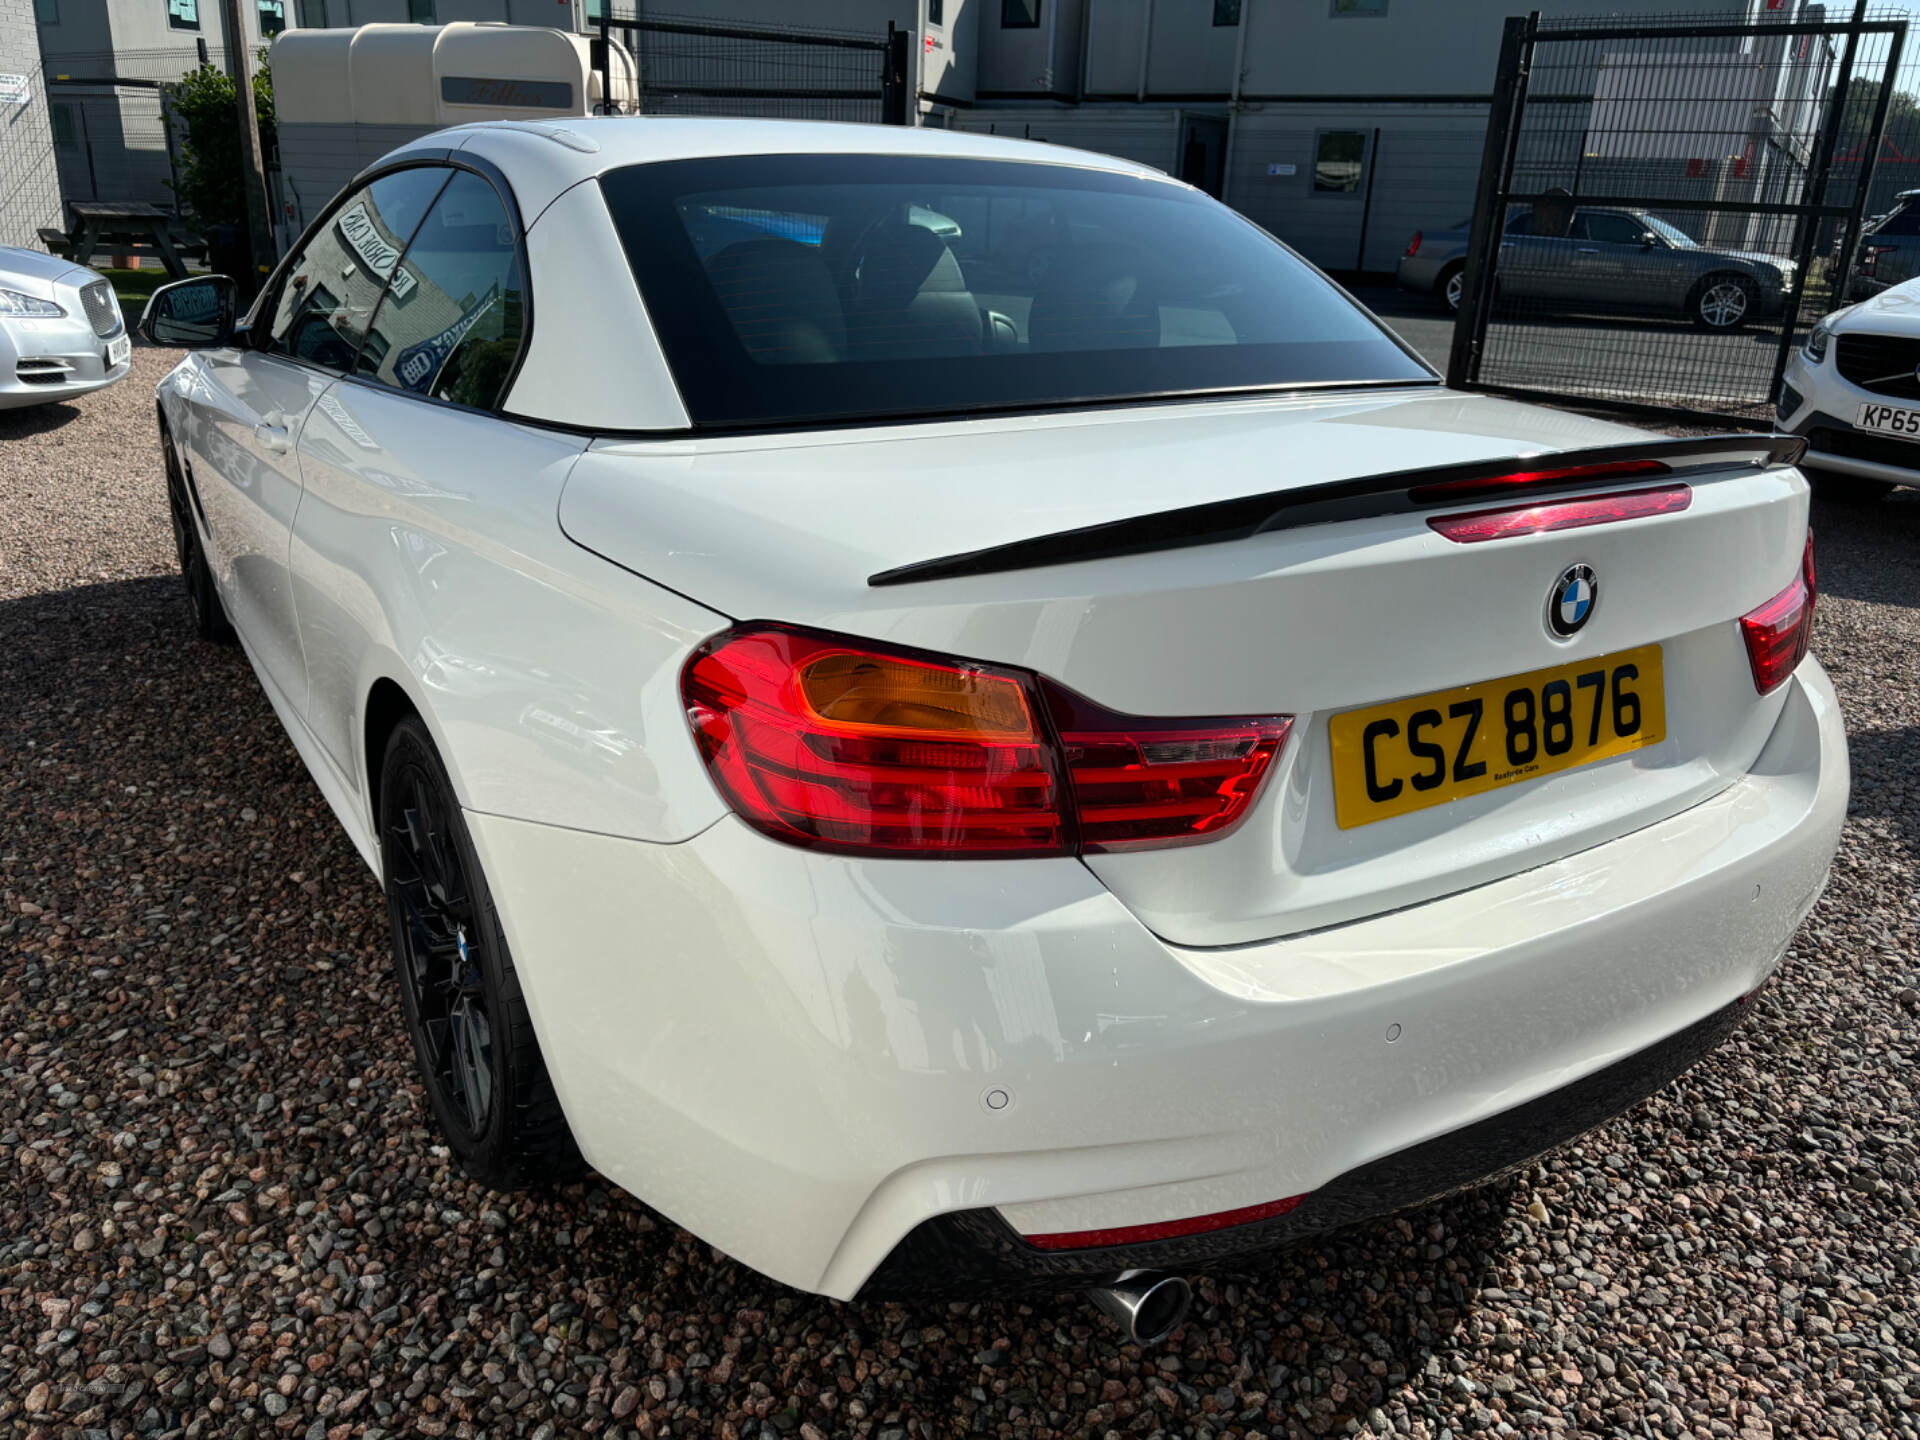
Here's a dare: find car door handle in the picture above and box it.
[1576,247,1599,254]
[254,422,291,454]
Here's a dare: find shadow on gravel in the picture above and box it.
[0,399,82,440]
[1809,488,1920,608]
[1845,724,1920,862]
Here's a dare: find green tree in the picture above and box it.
[168,57,276,234]
[1833,78,1920,153]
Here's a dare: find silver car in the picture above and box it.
[0,246,131,410]
[1397,207,1793,331]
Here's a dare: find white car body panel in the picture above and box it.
[150,116,1846,1302]
[1782,276,1920,487]
[467,657,1843,1297]
[563,399,1806,942]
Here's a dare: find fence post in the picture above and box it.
[1771,0,1871,400]
[1831,17,1908,316]
[596,10,613,115]
[882,21,910,125]
[1447,13,1533,391]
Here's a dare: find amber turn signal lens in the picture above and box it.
[798,652,1036,738]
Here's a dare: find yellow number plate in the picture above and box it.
[1329,644,1666,829]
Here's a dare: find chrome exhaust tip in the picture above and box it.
[1086,1269,1192,1346]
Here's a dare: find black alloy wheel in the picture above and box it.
[378,717,581,1188]
[161,426,234,644]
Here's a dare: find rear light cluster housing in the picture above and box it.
[682,625,1291,858]
[1741,533,1817,694]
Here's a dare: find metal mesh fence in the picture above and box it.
[592,8,890,125]
[0,67,65,250]
[1464,7,1907,423]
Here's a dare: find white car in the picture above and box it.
[140,119,1846,1336]
[0,245,131,409]
[1781,279,1920,497]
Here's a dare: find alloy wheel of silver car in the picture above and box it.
[1694,277,1752,330]
[1444,267,1465,313]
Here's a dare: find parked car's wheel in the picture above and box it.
[378,716,584,1190]
[1440,263,1466,314]
[161,425,235,645]
[1806,466,1897,504]
[1690,273,1756,331]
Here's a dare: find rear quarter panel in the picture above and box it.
[288,380,732,847]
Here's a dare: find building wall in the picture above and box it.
[1082,0,1235,99]
[1225,103,1488,271]
[1,0,64,247]
[949,101,1182,170]
[974,0,1081,98]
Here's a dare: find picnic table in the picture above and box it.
[55,202,193,280]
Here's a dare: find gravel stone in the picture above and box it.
[2,348,1917,1438]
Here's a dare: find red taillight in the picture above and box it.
[1426,483,1692,544]
[682,626,1291,858]
[1404,230,1423,258]
[1025,1193,1309,1251]
[1044,682,1291,851]
[1740,533,1817,694]
[1409,457,1672,505]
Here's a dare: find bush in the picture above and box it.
[169,57,276,234]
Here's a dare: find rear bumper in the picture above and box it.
[858,991,1753,1296]
[467,656,1846,1300]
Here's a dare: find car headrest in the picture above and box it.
[705,238,845,365]
[1029,243,1161,352]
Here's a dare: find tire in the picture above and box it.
[161,426,236,645]
[1806,466,1897,504]
[1689,273,1756,331]
[378,716,584,1190]
[161,425,235,645]
[1440,263,1466,314]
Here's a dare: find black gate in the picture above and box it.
[1447,8,1908,425]
[591,9,908,127]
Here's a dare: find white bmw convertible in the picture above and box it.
[142,118,1845,1338]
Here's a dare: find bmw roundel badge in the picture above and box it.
[1546,564,1598,639]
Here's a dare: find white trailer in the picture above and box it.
[271,22,635,243]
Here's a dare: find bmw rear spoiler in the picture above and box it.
[867,433,1806,588]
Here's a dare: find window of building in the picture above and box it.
[257,0,285,35]
[167,0,200,31]
[49,102,76,145]
[1312,131,1367,194]
[1001,0,1038,28]
[407,0,433,22]
[928,0,943,25]
[1213,0,1241,24]
[33,0,58,25]
[1330,0,1387,15]
[356,171,527,411]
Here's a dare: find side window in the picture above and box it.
[355,170,527,411]
[1575,211,1645,245]
[266,167,448,371]
[1874,204,1920,237]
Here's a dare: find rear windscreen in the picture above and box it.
[598,154,1433,429]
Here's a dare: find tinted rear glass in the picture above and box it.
[599,155,1432,429]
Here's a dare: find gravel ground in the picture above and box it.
[2,344,1917,1440]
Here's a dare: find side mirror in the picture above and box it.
[140,275,238,348]
[1640,232,1664,249]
